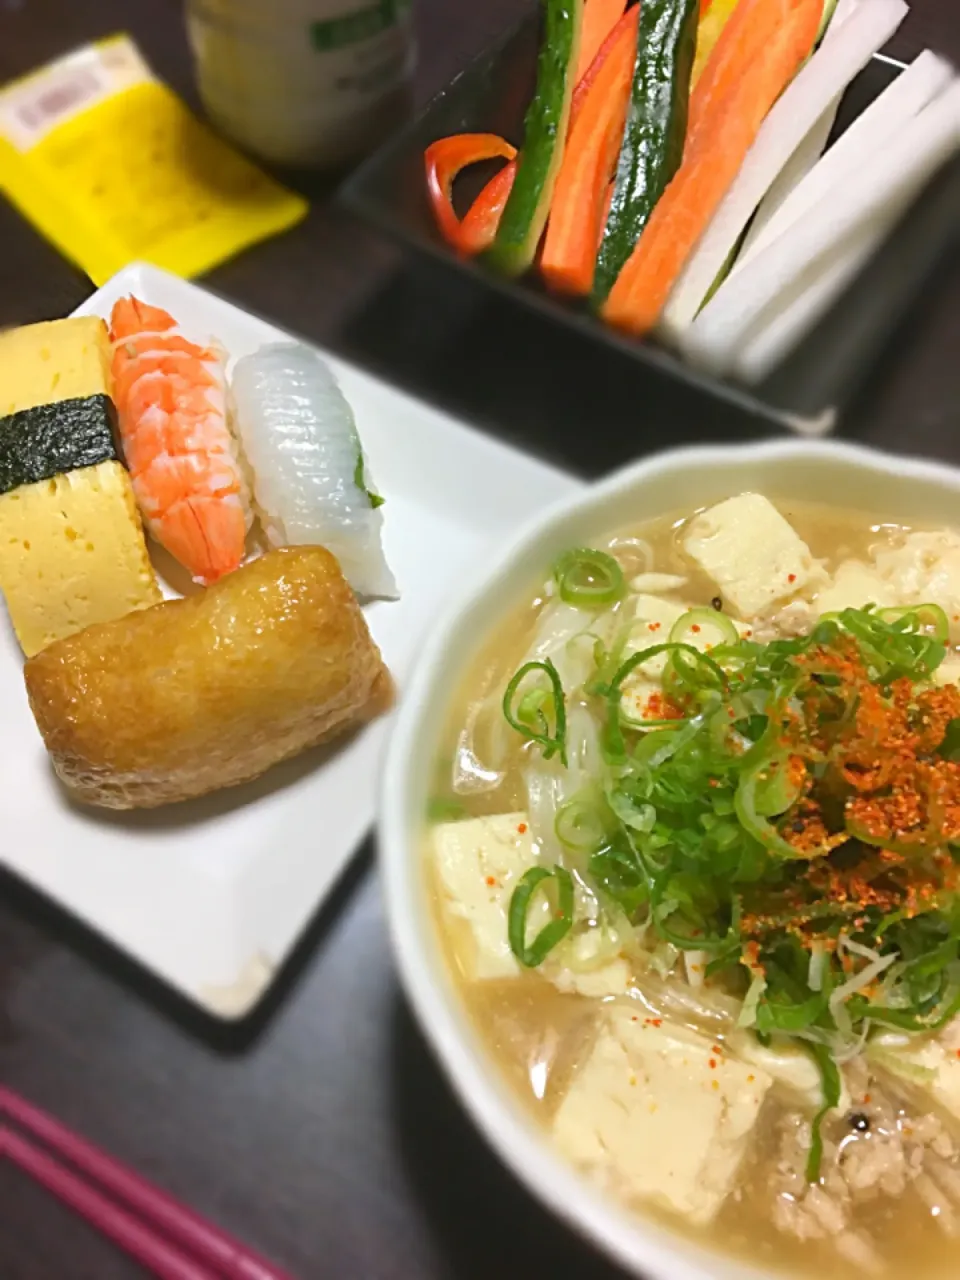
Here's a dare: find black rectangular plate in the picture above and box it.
[340,13,960,433]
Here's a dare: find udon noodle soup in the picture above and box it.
[427,493,960,1278]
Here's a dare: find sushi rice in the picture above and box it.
[231,342,398,599]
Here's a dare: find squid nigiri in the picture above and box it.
[109,297,252,585]
[231,342,397,599]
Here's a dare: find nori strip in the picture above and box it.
[0,394,119,497]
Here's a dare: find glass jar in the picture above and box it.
[185,0,416,169]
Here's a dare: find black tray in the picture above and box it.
[340,13,960,434]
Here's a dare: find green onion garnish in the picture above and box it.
[553,548,625,609]
[426,796,467,822]
[496,582,960,1090]
[508,866,575,967]
[555,797,610,853]
[876,602,950,642]
[669,606,739,648]
[806,1042,841,1183]
[503,659,568,764]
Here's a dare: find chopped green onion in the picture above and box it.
[598,642,727,760]
[805,1041,841,1183]
[877,602,950,643]
[735,765,818,860]
[503,659,568,765]
[553,548,625,609]
[426,796,467,822]
[940,718,960,761]
[669,606,739,649]
[752,755,804,818]
[606,785,657,834]
[555,798,609,853]
[508,866,575,967]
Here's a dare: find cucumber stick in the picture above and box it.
[592,0,699,305]
[487,0,585,277]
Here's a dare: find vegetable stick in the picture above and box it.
[661,0,909,337]
[576,0,629,83]
[734,221,891,383]
[686,0,799,143]
[488,0,586,276]
[459,163,517,255]
[454,0,636,258]
[591,0,700,304]
[602,0,824,336]
[541,8,639,294]
[739,106,841,261]
[685,79,960,376]
[690,0,741,89]
[738,0,861,262]
[739,48,954,268]
[424,135,517,251]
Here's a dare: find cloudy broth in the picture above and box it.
[427,499,960,1279]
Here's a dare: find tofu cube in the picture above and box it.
[814,560,896,617]
[553,1009,772,1225]
[432,814,631,994]
[620,594,690,720]
[433,813,541,980]
[876,1021,960,1122]
[684,494,821,620]
[621,593,748,722]
[727,1031,848,1113]
[549,927,632,998]
[935,655,960,688]
[874,531,960,644]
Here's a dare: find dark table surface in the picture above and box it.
[1,3,959,1278]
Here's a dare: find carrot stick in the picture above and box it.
[575,0,630,83]
[688,0,794,140]
[602,0,822,335]
[691,0,742,88]
[457,2,637,258]
[541,7,640,294]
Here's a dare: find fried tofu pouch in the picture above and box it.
[24,547,393,809]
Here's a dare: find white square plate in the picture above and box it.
[0,263,580,1018]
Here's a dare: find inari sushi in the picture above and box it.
[25,547,393,809]
[109,297,252,585]
[231,342,397,599]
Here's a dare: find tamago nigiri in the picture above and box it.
[231,342,397,599]
[109,297,252,584]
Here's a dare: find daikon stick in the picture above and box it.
[660,0,908,337]
[739,48,954,269]
[683,79,960,375]
[737,0,860,261]
[734,220,891,382]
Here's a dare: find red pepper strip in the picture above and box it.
[458,162,517,255]
[424,134,517,251]
[540,6,639,295]
[453,2,638,257]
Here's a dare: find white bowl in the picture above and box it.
[378,439,960,1280]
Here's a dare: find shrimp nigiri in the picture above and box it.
[109,297,251,585]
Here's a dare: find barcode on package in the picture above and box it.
[0,39,153,152]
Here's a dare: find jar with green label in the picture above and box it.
[185,0,416,168]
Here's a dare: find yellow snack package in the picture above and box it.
[0,35,308,284]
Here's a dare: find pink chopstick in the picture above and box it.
[0,1086,294,1280]
[1,1127,215,1280]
